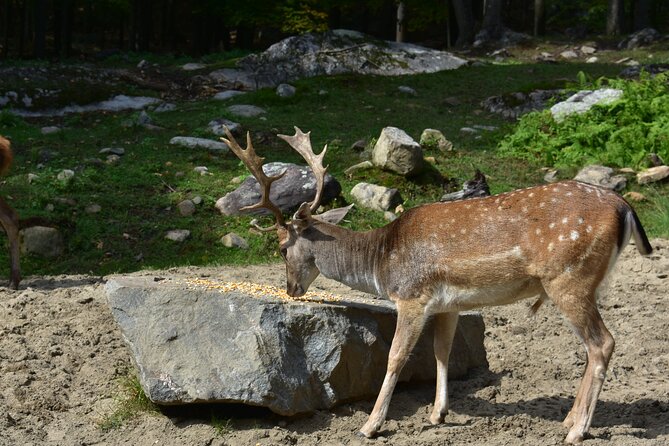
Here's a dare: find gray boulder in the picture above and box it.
[215,162,341,216]
[573,165,627,191]
[618,28,662,50]
[550,89,623,122]
[420,129,453,152]
[225,30,466,89]
[221,232,249,249]
[104,276,487,414]
[19,226,64,258]
[350,182,403,212]
[372,127,423,176]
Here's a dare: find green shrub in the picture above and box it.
[498,73,669,168]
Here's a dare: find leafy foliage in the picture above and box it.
[498,73,669,168]
[281,1,329,34]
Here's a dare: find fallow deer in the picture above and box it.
[222,127,653,444]
[0,135,21,289]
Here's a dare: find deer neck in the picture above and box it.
[308,223,385,296]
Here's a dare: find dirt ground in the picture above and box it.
[1,239,667,446]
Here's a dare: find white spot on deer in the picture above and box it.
[465,204,471,209]
[549,222,556,229]
[570,230,580,241]
[460,228,466,234]
[565,266,573,273]
[548,242,554,252]
[495,198,500,204]
[450,218,456,224]
[539,202,545,208]
[528,192,535,197]
[586,225,593,233]
[536,228,542,235]
[566,192,573,197]
[553,187,560,192]
[551,197,557,203]
[562,217,568,224]
[577,217,584,225]
[559,234,567,241]
[522,206,528,213]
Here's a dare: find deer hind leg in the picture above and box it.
[0,197,21,289]
[430,311,459,425]
[544,283,615,445]
[359,299,427,438]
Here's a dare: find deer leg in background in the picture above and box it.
[0,197,21,289]
[430,311,459,425]
[359,299,428,438]
[544,280,615,444]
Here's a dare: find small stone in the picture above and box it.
[460,127,477,134]
[177,200,196,216]
[182,62,206,71]
[230,175,245,185]
[637,165,669,185]
[192,196,203,205]
[154,102,177,113]
[45,203,54,212]
[344,161,374,176]
[57,169,75,184]
[137,111,152,126]
[165,230,190,242]
[580,45,596,54]
[623,191,646,202]
[193,166,209,176]
[618,167,636,174]
[221,232,249,249]
[350,139,367,152]
[27,173,39,184]
[41,126,61,135]
[106,154,121,164]
[383,211,397,222]
[276,84,296,98]
[544,169,559,183]
[398,85,417,96]
[425,156,437,164]
[99,147,125,156]
[213,90,246,101]
[586,56,599,64]
[227,104,266,118]
[560,50,578,59]
[85,204,102,214]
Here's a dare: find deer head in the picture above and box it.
[221,127,351,296]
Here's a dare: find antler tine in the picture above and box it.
[277,126,327,213]
[221,127,286,228]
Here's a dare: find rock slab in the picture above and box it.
[105,276,487,415]
[216,162,341,216]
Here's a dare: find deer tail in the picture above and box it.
[626,208,652,255]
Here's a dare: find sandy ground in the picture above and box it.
[1,239,667,446]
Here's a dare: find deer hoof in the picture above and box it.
[564,430,584,445]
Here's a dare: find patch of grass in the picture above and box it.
[98,374,158,431]
[211,416,235,436]
[498,72,669,168]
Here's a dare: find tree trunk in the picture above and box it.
[481,0,505,40]
[396,2,405,43]
[451,0,474,47]
[534,0,545,36]
[633,0,651,31]
[34,0,47,57]
[606,0,624,36]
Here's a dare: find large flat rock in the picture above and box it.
[105,276,487,415]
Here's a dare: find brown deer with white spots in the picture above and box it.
[223,127,653,444]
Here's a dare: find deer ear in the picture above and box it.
[312,204,353,225]
[292,202,313,222]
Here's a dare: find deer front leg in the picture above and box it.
[359,299,427,438]
[430,311,459,425]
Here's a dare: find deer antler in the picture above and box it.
[221,127,286,230]
[277,126,328,213]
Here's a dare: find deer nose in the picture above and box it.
[287,282,305,297]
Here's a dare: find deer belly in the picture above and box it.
[425,278,542,314]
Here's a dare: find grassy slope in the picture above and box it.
[0,59,666,279]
